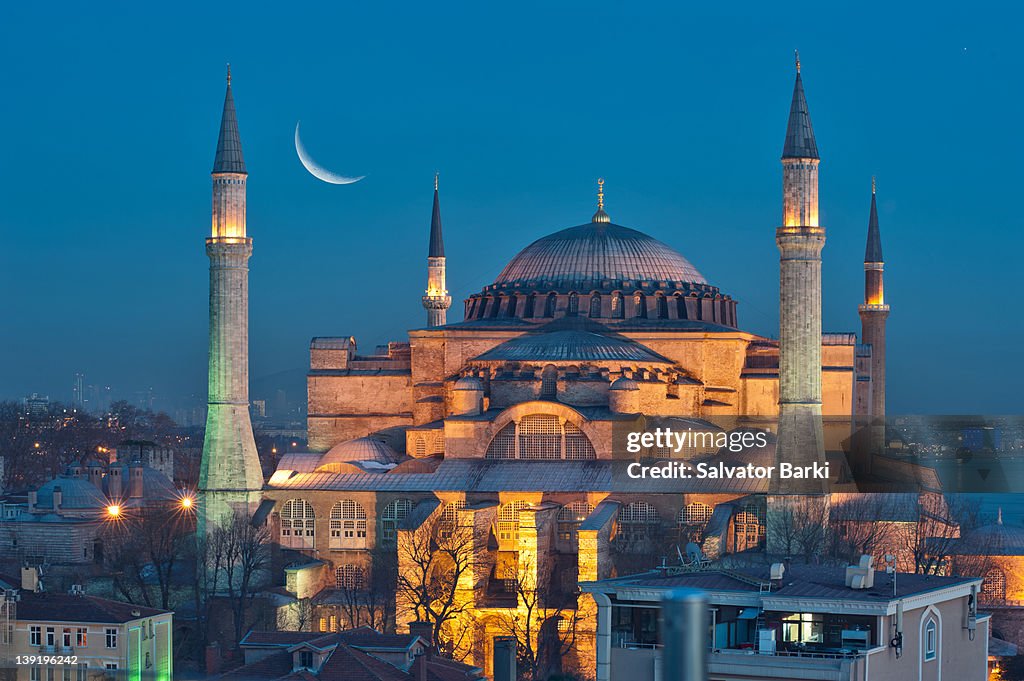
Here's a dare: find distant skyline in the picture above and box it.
[2,1,1021,413]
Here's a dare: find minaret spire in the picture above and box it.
[859,177,890,450]
[199,67,263,537]
[423,174,452,326]
[771,54,828,508]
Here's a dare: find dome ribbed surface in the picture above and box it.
[37,477,107,510]
[492,222,706,290]
[473,329,672,363]
[320,437,400,466]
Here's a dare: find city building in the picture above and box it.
[579,560,988,681]
[110,441,174,482]
[0,568,173,681]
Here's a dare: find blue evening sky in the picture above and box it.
[1,1,1020,414]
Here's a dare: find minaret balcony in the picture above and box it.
[858,303,889,313]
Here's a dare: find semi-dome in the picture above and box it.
[454,376,484,391]
[36,476,107,510]
[609,377,640,391]
[319,437,400,466]
[492,222,707,291]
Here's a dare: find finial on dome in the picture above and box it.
[794,50,801,73]
[592,177,611,223]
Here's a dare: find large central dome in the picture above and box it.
[492,222,707,291]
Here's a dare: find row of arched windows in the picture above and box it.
[485,414,597,460]
[468,290,734,324]
[279,498,413,550]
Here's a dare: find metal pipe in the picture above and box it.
[661,587,708,681]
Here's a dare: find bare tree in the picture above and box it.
[767,496,832,562]
[204,511,272,648]
[495,556,579,681]
[395,512,476,654]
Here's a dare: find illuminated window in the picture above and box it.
[633,293,647,318]
[414,437,426,457]
[380,499,413,543]
[485,415,596,460]
[557,502,594,544]
[280,499,316,549]
[982,568,1006,603]
[924,619,937,661]
[335,564,365,590]
[497,501,529,546]
[782,613,824,644]
[329,500,367,549]
[618,502,660,547]
[319,617,327,632]
[679,502,713,541]
[439,501,466,536]
[611,292,624,319]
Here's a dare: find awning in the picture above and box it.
[738,608,761,620]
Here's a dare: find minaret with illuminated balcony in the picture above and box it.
[859,178,889,427]
[774,52,827,474]
[198,66,264,536]
[422,174,451,327]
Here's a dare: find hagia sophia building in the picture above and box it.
[197,55,890,675]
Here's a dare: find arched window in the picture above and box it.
[679,502,714,542]
[656,293,668,319]
[924,619,937,661]
[540,365,558,400]
[735,503,765,551]
[335,564,365,591]
[611,292,624,319]
[589,293,602,318]
[618,502,660,547]
[507,295,518,318]
[633,293,647,319]
[280,499,315,548]
[567,292,579,316]
[329,500,367,549]
[439,500,467,537]
[982,568,1007,603]
[557,502,594,546]
[485,415,597,460]
[380,499,413,543]
[414,437,426,457]
[524,293,536,318]
[544,293,557,318]
[675,294,688,320]
[497,501,529,547]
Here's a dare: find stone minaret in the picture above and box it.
[198,67,264,537]
[859,178,889,449]
[422,174,451,327]
[773,52,827,489]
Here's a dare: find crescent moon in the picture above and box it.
[294,121,365,185]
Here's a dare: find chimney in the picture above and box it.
[205,642,222,675]
[412,651,428,681]
[21,566,39,592]
[493,636,517,681]
[52,485,63,513]
[27,491,37,512]
[408,621,434,647]
[89,465,103,489]
[129,463,144,498]
[108,467,121,499]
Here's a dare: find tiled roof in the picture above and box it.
[473,329,673,364]
[15,592,169,624]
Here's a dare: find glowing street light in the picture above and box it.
[106,504,122,518]
[180,496,194,510]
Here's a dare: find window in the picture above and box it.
[46,627,55,646]
[145,652,151,669]
[633,293,647,318]
[46,668,53,681]
[544,293,557,318]
[62,667,71,681]
[30,625,41,646]
[524,293,536,318]
[299,651,314,669]
[280,499,316,548]
[380,499,414,543]
[104,663,118,671]
[611,292,624,319]
[62,628,72,648]
[329,500,367,549]
[30,667,40,681]
[335,564,366,590]
[439,501,466,537]
[329,615,338,631]
[318,617,327,632]
[679,502,714,542]
[76,628,87,647]
[982,568,1007,603]
[105,628,117,648]
[540,365,558,400]
[567,292,579,315]
[557,502,594,545]
[782,613,824,644]
[76,664,87,681]
[485,415,596,460]
[497,501,529,547]
[924,619,937,661]
[617,502,660,547]
[589,293,602,317]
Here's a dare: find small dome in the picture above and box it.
[319,437,400,467]
[610,377,640,391]
[36,476,107,510]
[454,376,484,391]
